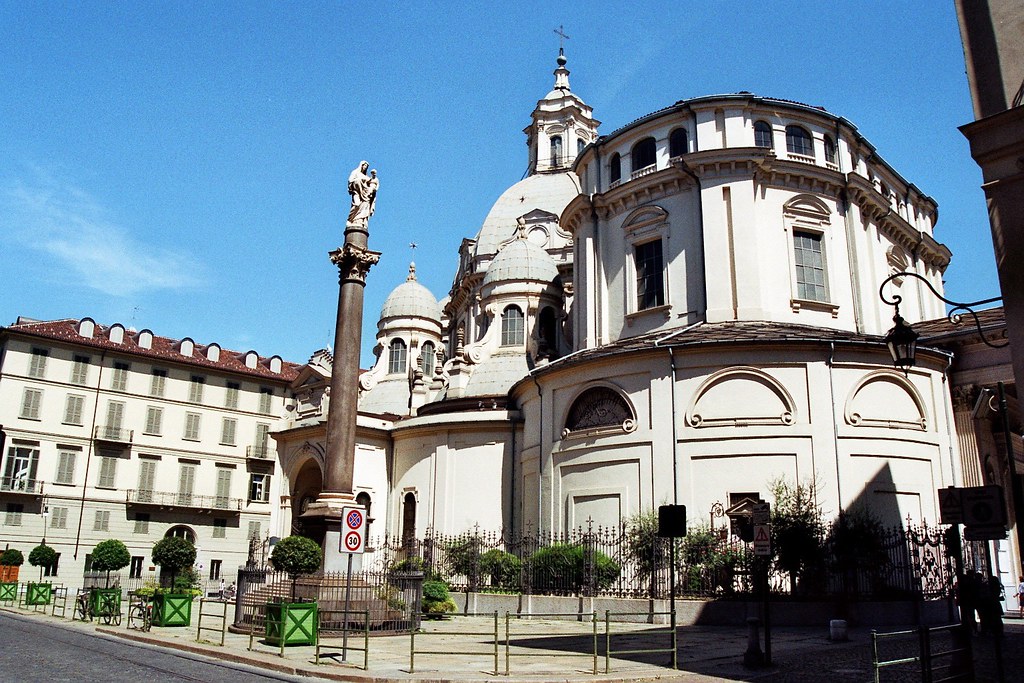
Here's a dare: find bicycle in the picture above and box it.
[127,593,153,632]
[74,587,123,625]
[74,589,90,622]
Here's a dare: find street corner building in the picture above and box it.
[1,50,1017,591]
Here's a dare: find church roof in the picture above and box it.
[380,263,441,322]
[482,232,559,287]
[473,172,581,257]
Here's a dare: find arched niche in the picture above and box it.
[560,384,637,439]
[844,370,927,431]
[687,367,797,427]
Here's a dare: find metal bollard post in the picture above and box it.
[743,617,764,668]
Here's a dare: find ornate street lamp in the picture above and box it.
[878,271,1006,369]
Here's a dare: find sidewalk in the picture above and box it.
[4,602,1024,682]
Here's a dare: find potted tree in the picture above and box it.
[89,539,131,621]
[150,536,197,627]
[0,548,23,602]
[265,535,321,647]
[26,543,57,606]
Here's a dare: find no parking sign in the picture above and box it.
[340,506,366,554]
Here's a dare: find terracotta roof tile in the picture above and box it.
[3,317,301,382]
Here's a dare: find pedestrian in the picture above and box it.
[1016,575,1024,618]
[218,577,226,599]
[977,574,1003,637]
[956,572,980,634]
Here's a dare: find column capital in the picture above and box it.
[329,244,381,285]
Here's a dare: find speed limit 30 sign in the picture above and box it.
[340,506,367,554]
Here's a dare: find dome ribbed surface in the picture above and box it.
[380,265,441,321]
[482,237,559,287]
[473,172,580,257]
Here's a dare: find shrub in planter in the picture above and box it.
[0,548,23,584]
[421,580,456,618]
[150,536,197,626]
[26,543,57,605]
[90,539,131,587]
[266,536,321,646]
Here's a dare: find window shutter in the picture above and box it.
[56,451,76,484]
[21,389,41,419]
[216,469,231,504]
[178,464,195,496]
[98,457,117,488]
[106,401,124,430]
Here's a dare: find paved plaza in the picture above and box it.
[2,603,1024,682]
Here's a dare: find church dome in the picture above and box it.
[473,172,580,258]
[482,234,559,287]
[380,263,441,321]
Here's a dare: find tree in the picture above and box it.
[0,548,24,567]
[826,509,893,595]
[529,544,620,594]
[28,543,57,581]
[90,539,131,587]
[151,536,197,591]
[768,477,825,594]
[269,535,321,601]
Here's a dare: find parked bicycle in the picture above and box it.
[127,592,153,632]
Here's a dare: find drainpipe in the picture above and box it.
[74,349,107,560]
[940,356,957,483]
[666,348,680,505]
[532,373,544,530]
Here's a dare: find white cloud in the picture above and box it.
[1,169,207,297]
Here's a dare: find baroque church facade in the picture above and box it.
[273,51,965,547]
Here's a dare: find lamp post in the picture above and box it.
[879,271,1022,578]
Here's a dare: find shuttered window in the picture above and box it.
[28,348,48,378]
[50,506,68,529]
[137,459,156,501]
[70,355,90,384]
[215,468,232,507]
[93,510,110,531]
[188,376,205,403]
[225,382,240,409]
[220,418,237,446]
[55,450,77,484]
[20,388,42,419]
[150,369,167,397]
[144,406,163,435]
[110,362,129,391]
[178,463,196,505]
[133,513,150,534]
[105,401,125,430]
[259,388,273,414]
[98,456,118,488]
[63,394,85,425]
[184,412,201,441]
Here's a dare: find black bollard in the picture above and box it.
[744,617,764,668]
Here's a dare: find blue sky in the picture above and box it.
[0,2,997,368]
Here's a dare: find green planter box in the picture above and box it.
[152,593,193,627]
[265,601,318,646]
[90,587,122,618]
[0,581,17,602]
[25,582,52,606]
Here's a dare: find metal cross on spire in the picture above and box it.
[553,25,570,52]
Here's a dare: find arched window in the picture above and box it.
[669,128,688,157]
[356,491,373,544]
[823,135,837,165]
[785,125,813,156]
[631,137,657,173]
[420,342,435,377]
[577,138,585,155]
[754,121,773,148]
[550,135,563,168]
[538,307,558,357]
[388,339,407,374]
[564,386,634,436]
[609,153,621,184]
[165,525,196,544]
[501,305,525,346]
[401,492,416,548]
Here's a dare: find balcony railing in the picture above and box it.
[786,152,816,165]
[94,425,134,444]
[126,489,242,511]
[246,444,275,460]
[0,476,43,495]
[630,163,657,180]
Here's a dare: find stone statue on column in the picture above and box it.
[347,161,379,230]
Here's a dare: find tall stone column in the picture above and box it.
[304,162,380,571]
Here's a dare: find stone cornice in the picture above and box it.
[846,174,952,269]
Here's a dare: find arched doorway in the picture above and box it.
[159,525,197,587]
[402,492,417,551]
[290,458,325,547]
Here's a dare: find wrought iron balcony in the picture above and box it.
[94,425,134,444]
[0,476,44,496]
[246,444,275,460]
[126,489,242,511]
